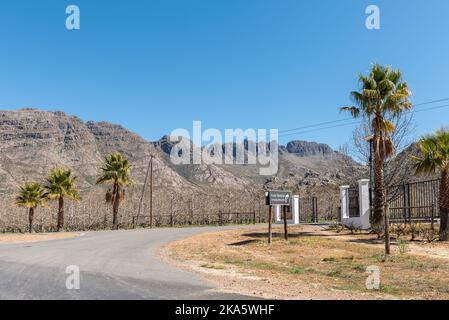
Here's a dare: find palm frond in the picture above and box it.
[340,106,360,118]
[413,130,449,176]
[16,182,46,208]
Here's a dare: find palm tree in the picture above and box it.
[340,63,412,230]
[44,168,80,232]
[96,153,132,230]
[16,183,46,233]
[414,129,449,241]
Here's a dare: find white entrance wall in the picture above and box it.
[275,195,300,225]
[340,179,371,229]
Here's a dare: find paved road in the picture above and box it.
[0,227,252,300]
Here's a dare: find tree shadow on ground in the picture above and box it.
[241,231,359,239]
[228,239,259,246]
[240,232,302,239]
[345,237,404,245]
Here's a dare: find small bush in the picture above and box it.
[390,224,407,239]
[370,224,384,238]
[397,238,409,254]
[326,269,342,277]
[289,267,313,274]
[406,223,424,241]
[332,224,346,233]
[200,263,225,270]
[346,221,362,234]
[422,228,439,243]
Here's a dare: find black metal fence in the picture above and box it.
[348,187,360,218]
[388,179,440,222]
[369,178,440,223]
[298,194,340,223]
[298,197,318,223]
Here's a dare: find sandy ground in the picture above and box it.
[319,227,449,261]
[0,232,79,244]
[160,224,449,300]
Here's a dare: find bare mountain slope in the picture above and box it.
[0,109,195,195]
[0,109,372,231]
[0,109,366,197]
[152,134,366,190]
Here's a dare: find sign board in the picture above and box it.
[265,190,292,206]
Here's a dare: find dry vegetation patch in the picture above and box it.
[162,225,449,300]
[0,232,79,244]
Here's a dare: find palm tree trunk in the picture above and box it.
[439,169,449,241]
[29,207,34,233]
[57,196,64,232]
[112,182,120,230]
[372,146,385,233]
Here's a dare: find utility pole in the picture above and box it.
[283,206,288,241]
[268,205,272,245]
[149,155,154,228]
[136,155,154,228]
[364,135,374,188]
[365,135,374,221]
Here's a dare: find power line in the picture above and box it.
[413,103,449,114]
[277,118,354,134]
[412,98,449,107]
[277,97,449,135]
[279,103,449,138]
[277,98,449,138]
[278,121,363,138]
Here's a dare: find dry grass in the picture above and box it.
[162,225,449,300]
[0,232,79,244]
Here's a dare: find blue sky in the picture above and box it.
[0,0,449,149]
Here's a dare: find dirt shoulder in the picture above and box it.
[0,232,80,244]
[160,224,449,300]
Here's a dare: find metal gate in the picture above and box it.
[298,197,318,223]
[348,187,360,217]
[298,192,341,223]
[368,178,440,223]
[387,179,440,222]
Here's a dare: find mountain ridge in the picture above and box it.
[0,109,366,195]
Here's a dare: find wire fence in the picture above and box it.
[0,186,269,233]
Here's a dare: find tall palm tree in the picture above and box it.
[44,168,80,232]
[16,183,46,233]
[340,63,412,230]
[96,153,132,230]
[414,129,449,241]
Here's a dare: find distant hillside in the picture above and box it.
[0,109,367,196]
[0,109,371,231]
[0,109,195,196]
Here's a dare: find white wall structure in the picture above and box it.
[340,179,371,230]
[275,195,300,225]
[340,184,350,220]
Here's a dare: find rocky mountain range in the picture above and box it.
[0,109,367,198]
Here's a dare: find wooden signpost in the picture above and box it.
[265,190,292,244]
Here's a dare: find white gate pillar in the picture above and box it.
[340,180,371,230]
[274,195,300,225]
[340,185,350,220]
[358,179,371,229]
[292,195,299,224]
